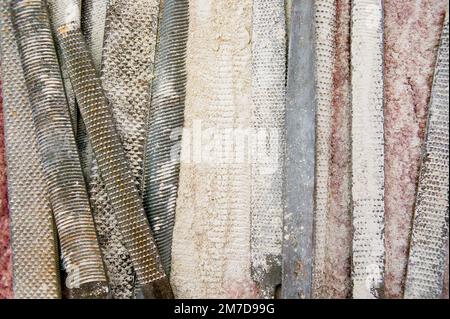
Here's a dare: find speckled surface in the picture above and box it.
[325,0,352,299]
[383,0,447,299]
[0,78,13,299]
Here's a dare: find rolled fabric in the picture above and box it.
[10,0,107,299]
[282,0,316,299]
[404,13,449,299]
[51,2,173,298]
[350,0,385,299]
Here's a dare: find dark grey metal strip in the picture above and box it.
[55,23,173,299]
[143,0,189,276]
[282,0,316,299]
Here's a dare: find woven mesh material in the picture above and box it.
[250,0,285,299]
[405,15,449,299]
[143,0,189,275]
[312,0,336,298]
[350,0,385,299]
[171,0,256,298]
[81,0,161,298]
[282,0,316,299]
[1,2,58,298]
[55,23,172,298]
[10,0,107,298]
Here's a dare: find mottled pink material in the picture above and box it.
[323,0,352,299]
[442,248,449,299]
[0,78,13,299]
[384,0,447,299]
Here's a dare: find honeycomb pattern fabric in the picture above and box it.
[350,0,385,299]
[0,0,60,299]
[404,14,449,299]
[11,0,107,298]
[250,0,286,299]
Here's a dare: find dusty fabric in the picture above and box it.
[383,0,447,299]
[171,0,257,298]
[0,79,13,300]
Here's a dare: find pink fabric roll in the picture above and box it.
[383,0,447,299]
[0,78,13,299]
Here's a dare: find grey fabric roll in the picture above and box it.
[11,0,108,299]
[0,0,60,299]
[404,13,449,299]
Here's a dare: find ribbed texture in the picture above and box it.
[143,0,189,275]
[312,0,336,298]
[1,1,59,299]
[250,0,285,299]
[404,14,449,299]
[85,0,162,298]
[350,0,385,299]
[77,0,108,184]
[171,0,256,298]
[10,0,107,298]
[55,23,172,298]
[282,0,316,299]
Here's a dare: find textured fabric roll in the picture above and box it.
[383,0,448,299]
[404,13,449,299]
[81,0,163,299]
[320,0,352,299]
[311,0,336,299]
[350,0,385,299]
[11,0,107,299]
[55,20,172,299]
[143,0,189,275]
[171,0,257,298]
[1,0,60,299]
[282,0,316,299]
[250,0,285,299]
[0,78,13,300]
